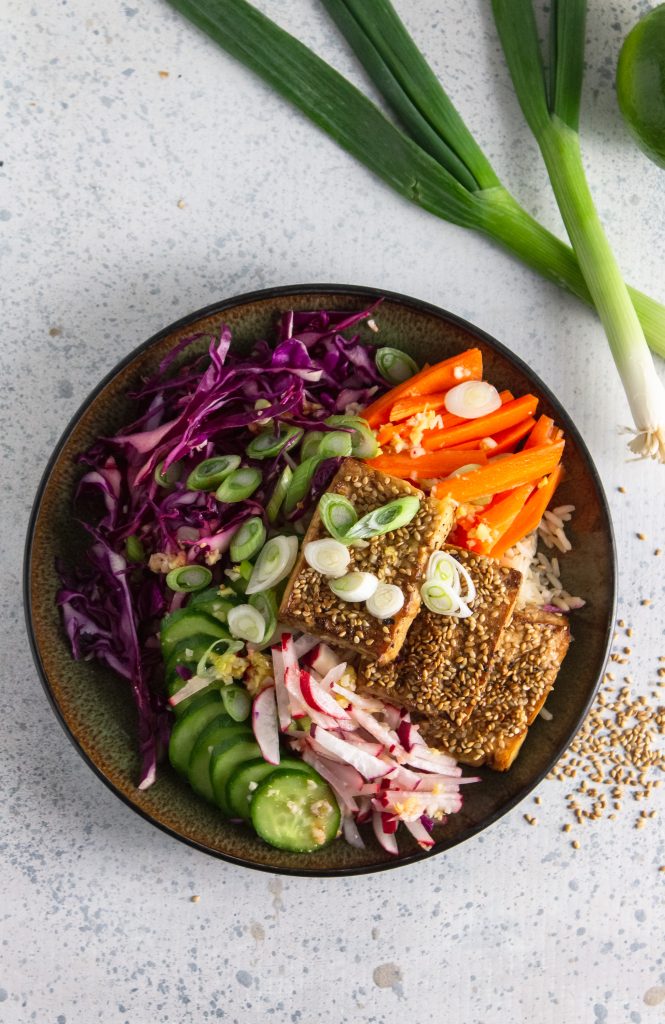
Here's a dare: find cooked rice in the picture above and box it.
[501,505,585,613]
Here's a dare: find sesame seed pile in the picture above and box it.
[542,618,664,850]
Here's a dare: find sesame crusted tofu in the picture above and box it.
[358,545,522,723]
[279,459,454,663]
[414,607,571,770]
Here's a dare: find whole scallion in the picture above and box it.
[491,0,665,461]
[163,0,665,363]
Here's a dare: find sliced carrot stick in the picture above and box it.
[363,348,483,427]
[389,390,450,423]
[422,395,539,451]
[490,464,564,557]
[467,483,535,554]
[478,416,537,456]
[524,414,555,450]
[367,449,488,479]
[434,441,564,504]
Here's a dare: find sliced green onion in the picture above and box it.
[125,535,145,563]
[237,559,254,582]
[319,492,358,542]
[266,465,292,523]
[329,571,379,602]
[427,551,459,589]
[375,346,419,384]
[227,603,266,643]
[245,424,303,460]
[165,564,213,593]
[318,430,353,458]
[230,516,266,562]
[345,495,420,541]
[245,535,299,594]
[282,456,322,516]
[249,589,278,642]
[304,538,351,577]
[154,460,181,488]
[366,582,404,619]
[196,637,243,678]
[444,381,501,420]
[222,684,251,722]
[301,431,325,461]
[216,466,262,503]
[324,416,379,459]
[254,398,272,413]
[186,455,241,491]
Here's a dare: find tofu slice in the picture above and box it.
[279,459,454,664]
[414,607,571,770]
[358,545,522,723]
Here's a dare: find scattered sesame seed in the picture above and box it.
[641,599,652,606]
[158,70,170,78]
[617,486,626,493]
[562,823,571,833]
[655,549,662,557]
[637,533,646,541]
[177,198,186,209]
[572,840,580,850]
[190,894,201,903]
[534,796,542,806]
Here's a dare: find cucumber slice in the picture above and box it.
[168,693,225,776]
[210,735,263,815]
[164,633,217,679]
[187,716,249,802]
[187,587,238,622]
[250,769,340,853]
[169,685,218,720]
[226,757,314,821]
[160,609,230,657]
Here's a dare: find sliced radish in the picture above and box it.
[404,818,435,849]
[372,811,399,855]
[356,796,372,823]
[293,633,320,660]
[299,749,360,813]
[299,670,350,720]
[303,642,341,677]
[169,674,211,707]
[309,726,391,779]
[319,662,348,692]
[342,816,365,849]
[348,706,402,753]
[252,686,280,765]
[404,750,461,775]
[382,704,402,731]
[331,682,385,712]
[381,812,398,835]
[270,646,292,731]
[342,733,385,758]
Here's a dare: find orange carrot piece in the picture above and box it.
[422,395,539,451]
[467,483,535,554]
[553,427,565,441]
[479,416,537,456]
[363,348,483,427]
[434,442,564,504]
[389,390,450,423]
[367,449,488,479]
[524,414,555,450]
[490,464,564,557]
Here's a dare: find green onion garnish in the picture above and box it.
[329,571,379,602]
[266,465,293,523]
[319,492,358,542]
[154,460,182,488]
[186,455,241,491]
[227,603,267,643]
[282,456,323,516]
[245,535,299,594]
[222,684,251,722]
[165,564,213,593]
[236,559,254,582]
[125,535,145,563]
[300,431,325,461]
[215,466,262,503]
[345,495,420,541]
[317,430,353,458]
[249,589,278,643]
[375,347,419,384]
[324,416,379,459]
[229,516,266,563]
[245,424,303,460]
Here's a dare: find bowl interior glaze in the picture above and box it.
[25,285,616,876]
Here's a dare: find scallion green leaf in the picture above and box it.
[215,466,262,503]
[187,454,241,491]
[266,465,292,523]
[300,431,325,461]
[324,416,379,459]
[249,589,278,643]
[222,684,251,721]
[165,564,213,593]
[282,456,322,517]
[229,516,266,563]
[154,460,182,488]
[319,492,358,542]
[345,495,420,540]
[125,535,145,563]
[317,430,353,458]
[245,425,303,460]
[375,346,419,384]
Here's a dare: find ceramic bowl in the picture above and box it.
[24,284,616,876]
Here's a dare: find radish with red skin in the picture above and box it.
[342,816,365,849]
[348,705,402,753]
[381,812,398,835]
[318,662,348,692]
[270,646,293,731]
[341,733,385,758]
[299,669,351,719]
[169,674,211,707]
[372,811,399,855]
[404,818,435,849]
[309,725,391,779]
[293,633,319,660]
[251,686,280,765]
[331,682,385,712]
[302,642,340,677]
[299,749,359,813]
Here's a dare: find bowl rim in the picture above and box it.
[23,282,617,877]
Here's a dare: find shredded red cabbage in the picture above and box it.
[57,303,387,788]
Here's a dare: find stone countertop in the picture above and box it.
[2,1,664,1022]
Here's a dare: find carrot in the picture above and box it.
[422,395,539,451]
[389,390,450,423]
[479,416,537,455]
[363,348,483,427]
[467,483,535,554]
[434,441,564,503]
[524,414,555,449]
[490,464,564,557]
[367,449,488,479]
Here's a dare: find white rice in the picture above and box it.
[501,505,586,612]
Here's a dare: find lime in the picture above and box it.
[617,4,665,168]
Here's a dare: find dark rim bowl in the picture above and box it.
[24,284,617,877]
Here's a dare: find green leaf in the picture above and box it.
[550,0,587,131]
[491,0,551,138]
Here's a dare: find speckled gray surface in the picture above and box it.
[3,1,665,1021]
